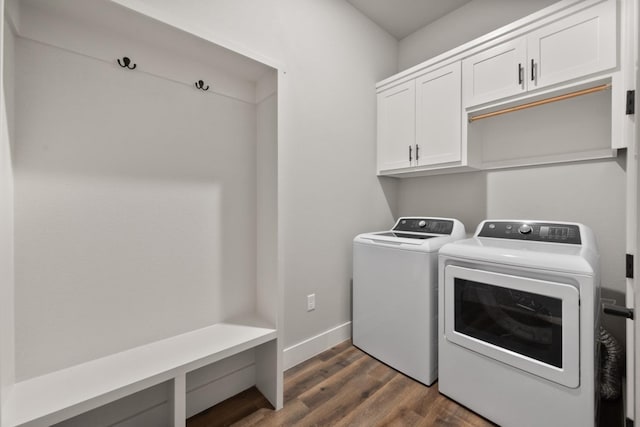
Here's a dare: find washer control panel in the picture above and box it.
[478,221,581,244]
[393,217,454,235]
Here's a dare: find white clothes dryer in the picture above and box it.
[353,217,466,385]
[438,220,600,427]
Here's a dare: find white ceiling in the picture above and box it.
[10,0,273,82]
[347,0,473,40]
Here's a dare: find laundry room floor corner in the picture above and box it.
[187,341,492,426]
[188,340,625,426]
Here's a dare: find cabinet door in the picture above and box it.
[415,62,462,165]
[528,0,616,90]
[462,37,527,107]
[377,80,415,172]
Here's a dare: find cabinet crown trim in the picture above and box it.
[377,0,610,92]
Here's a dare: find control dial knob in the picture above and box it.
[518,224,533,235]
[418,220,427,228]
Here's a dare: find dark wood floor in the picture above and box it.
[187,340,624,426]
[187,341,495,426]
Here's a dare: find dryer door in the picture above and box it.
[443,265,580,388]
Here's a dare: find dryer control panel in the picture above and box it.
[478,221,581,244]
[393,217,454,235]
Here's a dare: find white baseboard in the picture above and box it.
[283,321,352,371]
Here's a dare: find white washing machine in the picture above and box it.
[353,217,466,385]
[438,220,600,427]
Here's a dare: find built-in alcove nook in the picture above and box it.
[1,0,282,425]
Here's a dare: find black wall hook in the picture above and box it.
[195,80,210,91]
[117,57,137,70]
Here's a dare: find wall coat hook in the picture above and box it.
[195,80,210,91]
[117,57,137,70]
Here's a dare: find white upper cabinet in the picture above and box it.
[377,80,416,172]
[527,0,616,90]
[463,0,616,107]
[462,38,527,107]
[376,0,621,177]
[377,62,463,174]
[415,62,462,166]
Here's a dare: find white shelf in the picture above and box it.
[2,314,276,427]
[378,164,479,178]
[480,148,617,171]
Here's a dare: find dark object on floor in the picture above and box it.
[600,326,623,400]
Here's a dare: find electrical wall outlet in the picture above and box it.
[307,293,316,311]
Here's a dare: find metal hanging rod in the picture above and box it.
[468,83,612,123]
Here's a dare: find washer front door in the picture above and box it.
[443,265,580,388]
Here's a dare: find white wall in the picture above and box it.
[396,0,627,341]
[398,0,561,70]
[398,171,487,232]
[13,36,259,380]
[0,0,398,421]
[115,0,398,349]
[0,0,15,413]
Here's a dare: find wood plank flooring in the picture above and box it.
[187,341,495,426]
